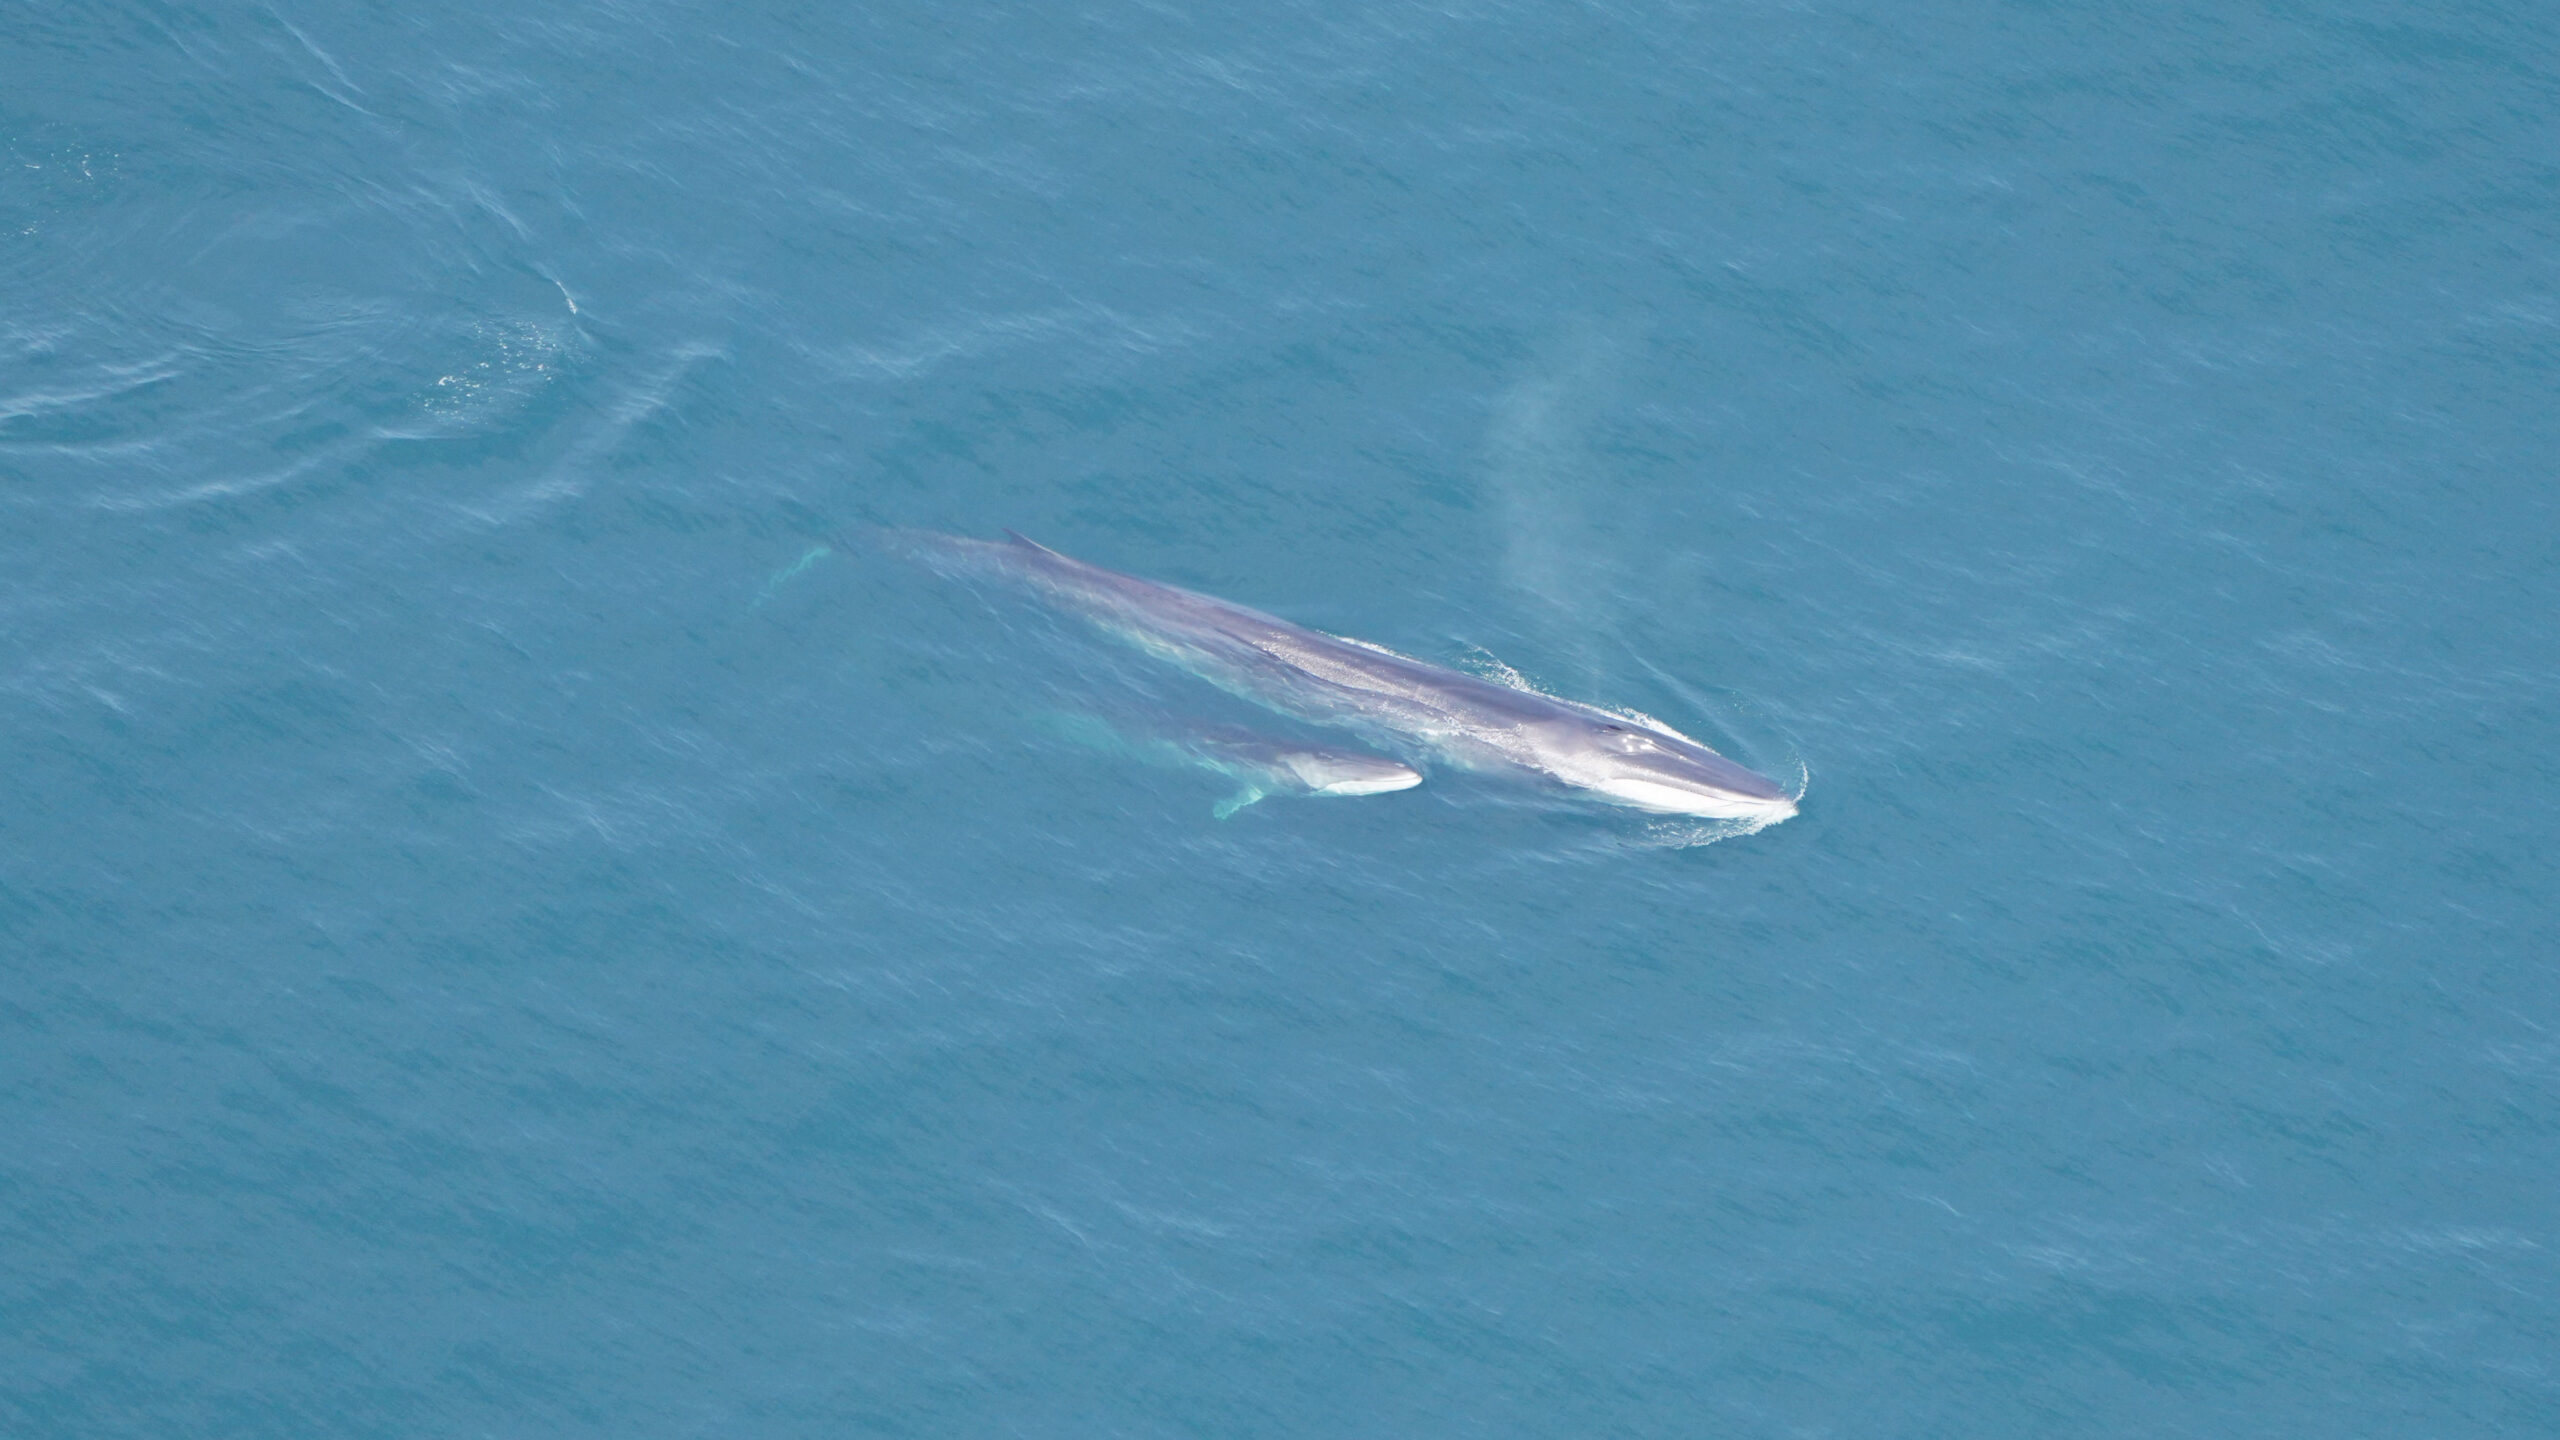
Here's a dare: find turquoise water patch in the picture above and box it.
[4,1,2554,1436]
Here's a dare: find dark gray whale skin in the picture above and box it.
[904,529,1797,823]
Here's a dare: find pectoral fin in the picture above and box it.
[1212,786,1268,820]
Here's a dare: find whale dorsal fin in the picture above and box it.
[1003,529,1063,557]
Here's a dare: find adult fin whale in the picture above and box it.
[895,529,1799,825]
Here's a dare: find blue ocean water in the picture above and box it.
[5,0,2555,1434]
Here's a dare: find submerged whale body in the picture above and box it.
[1180,727,1424,807]
[905,529,1798,825]
[1049,712,1422,817]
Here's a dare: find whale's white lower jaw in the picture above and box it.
[1589,776,1799,822]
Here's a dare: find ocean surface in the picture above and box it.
[5,1,2555,1435]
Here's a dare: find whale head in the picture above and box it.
[1564,719,1798,823]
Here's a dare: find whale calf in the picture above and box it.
[1049,712,1422,817]
[901,530,1798,825]
[1182,728,1423,815]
